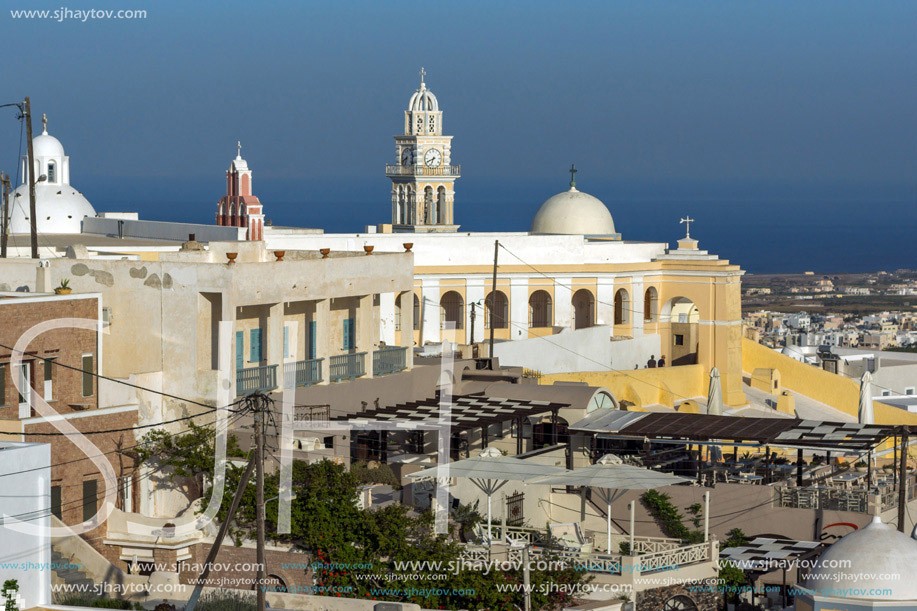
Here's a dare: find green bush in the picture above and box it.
[350,461,401,489]
[51,594,141,609]
[194,589,256,611]
[641,490,705,543]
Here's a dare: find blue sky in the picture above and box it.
[1,0,915,269]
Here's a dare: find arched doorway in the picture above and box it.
[528,290,552,328]
[662,297,700,366]
[424,186,435,224]
[412,294,421,330]
[437,186,447,223]
[572,289,594,329]
[440,291,464,330]
[485,290,508,329]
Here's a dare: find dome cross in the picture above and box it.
[41,113,48,134]
[680,215,695,238]
[236,141,242,159]
[569,163,577,189]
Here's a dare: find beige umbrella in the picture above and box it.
[706,367,723,463]
[859,371,875,482]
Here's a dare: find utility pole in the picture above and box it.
[469,301,476,353]
[254,393,267,611]
[522,544,531,611]
[1,172,10,258]
[23,97,38,259]
[489,240,499,365]
[186,452,257,611]
[898,426,909,533]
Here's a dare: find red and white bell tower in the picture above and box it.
[216,142,265,240]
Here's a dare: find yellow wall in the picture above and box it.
[742,338,917,426]
[541,364,707,411]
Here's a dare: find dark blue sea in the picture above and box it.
[86,176,915,275]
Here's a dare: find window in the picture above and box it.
[81,355,93,397]
[249,329,262,362]
[644,287,658,322]
[283,325,290,359]
[485,291,508,329]
[882,390,891,397]
[407,430,425,455]
[528,290,553,328]
[428,115,436,133]
[323,436,334,450]
[413,294,421,330]
[440,291,464,330]
[47,160,56,183]
[674,334,685,346]
[43,358,54,401]
[416,115,423,133]
[51,485,62,519]
[906,388,915,396]
[0,363,5,406]
[83,479,98,522]
[343,318,355,350]
[614,289,630,325]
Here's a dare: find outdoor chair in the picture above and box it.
[548,522,594,554]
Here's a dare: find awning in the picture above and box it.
[720,537,824,573]
[335,394,570,431]
[570,410,894,451]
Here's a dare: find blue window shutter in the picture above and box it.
[308,321,317,359]
[343,318,354,351]
[235,331,244,369]
[250,329,262,362]
[283,326,290,358]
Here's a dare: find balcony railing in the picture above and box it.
[330,352,366,382]
[236,365,277,395]
[283,359,323,388]
[385,164,461,177]
[373,346,408,376]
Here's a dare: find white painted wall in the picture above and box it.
[0,442,51,609]
[492,326,661,374]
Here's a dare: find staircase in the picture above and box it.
[50,547,95,591]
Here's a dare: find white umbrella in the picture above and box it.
[526,454,692,553]
[408,447,570,540]
[706,367,724,463]
[858,371,874,425]
[859,372,875,483]
[706,367,723,416]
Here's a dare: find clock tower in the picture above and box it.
[385,68,460,232]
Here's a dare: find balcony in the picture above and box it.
[373,346,408,377]
[236,364,278,395]
[330,352,366,382]
[284,358,323,388]
[385,164,461,178]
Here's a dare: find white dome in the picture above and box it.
[32,132,65,158]
[805,516,917,601]
[10,183,96,234]
[531,187,616,236]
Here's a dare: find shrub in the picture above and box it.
[52,594,141,609]
[351,461,401,489]
[194,590,256,611]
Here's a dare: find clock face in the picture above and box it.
[401,148,413,166]
[424,148,442,168]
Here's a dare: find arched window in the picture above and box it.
[406,186,415,224]
[413,294,421,330]
[424,186,434,225]
[614,289,630,325]
[46,160,56,183]
[644,287,658,322]
[437,186,447,223]
[484,290,508,329]
[572,289,594,330]
[440,291,464,330]
[396,186,406,224]
[528,290,553,328]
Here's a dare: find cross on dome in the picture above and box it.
[42,112,48,134]
[680,215,695,238]
[569,164,577,190]
[236,141,242,159]
[419,66,426,89]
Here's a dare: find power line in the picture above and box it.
[0,340,237,412]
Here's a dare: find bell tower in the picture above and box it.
[385,68,460,232]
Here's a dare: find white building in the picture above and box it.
[0,441,51,610]
[10,114,97,235]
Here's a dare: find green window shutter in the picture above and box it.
[81,355,93,397]
[308,321,317,359]
[283,326,290,358]
[82,480,97,522]
[236,331,244,369]
[0,364,5,406]
[51,485,62,520]
[343,318,355,350]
